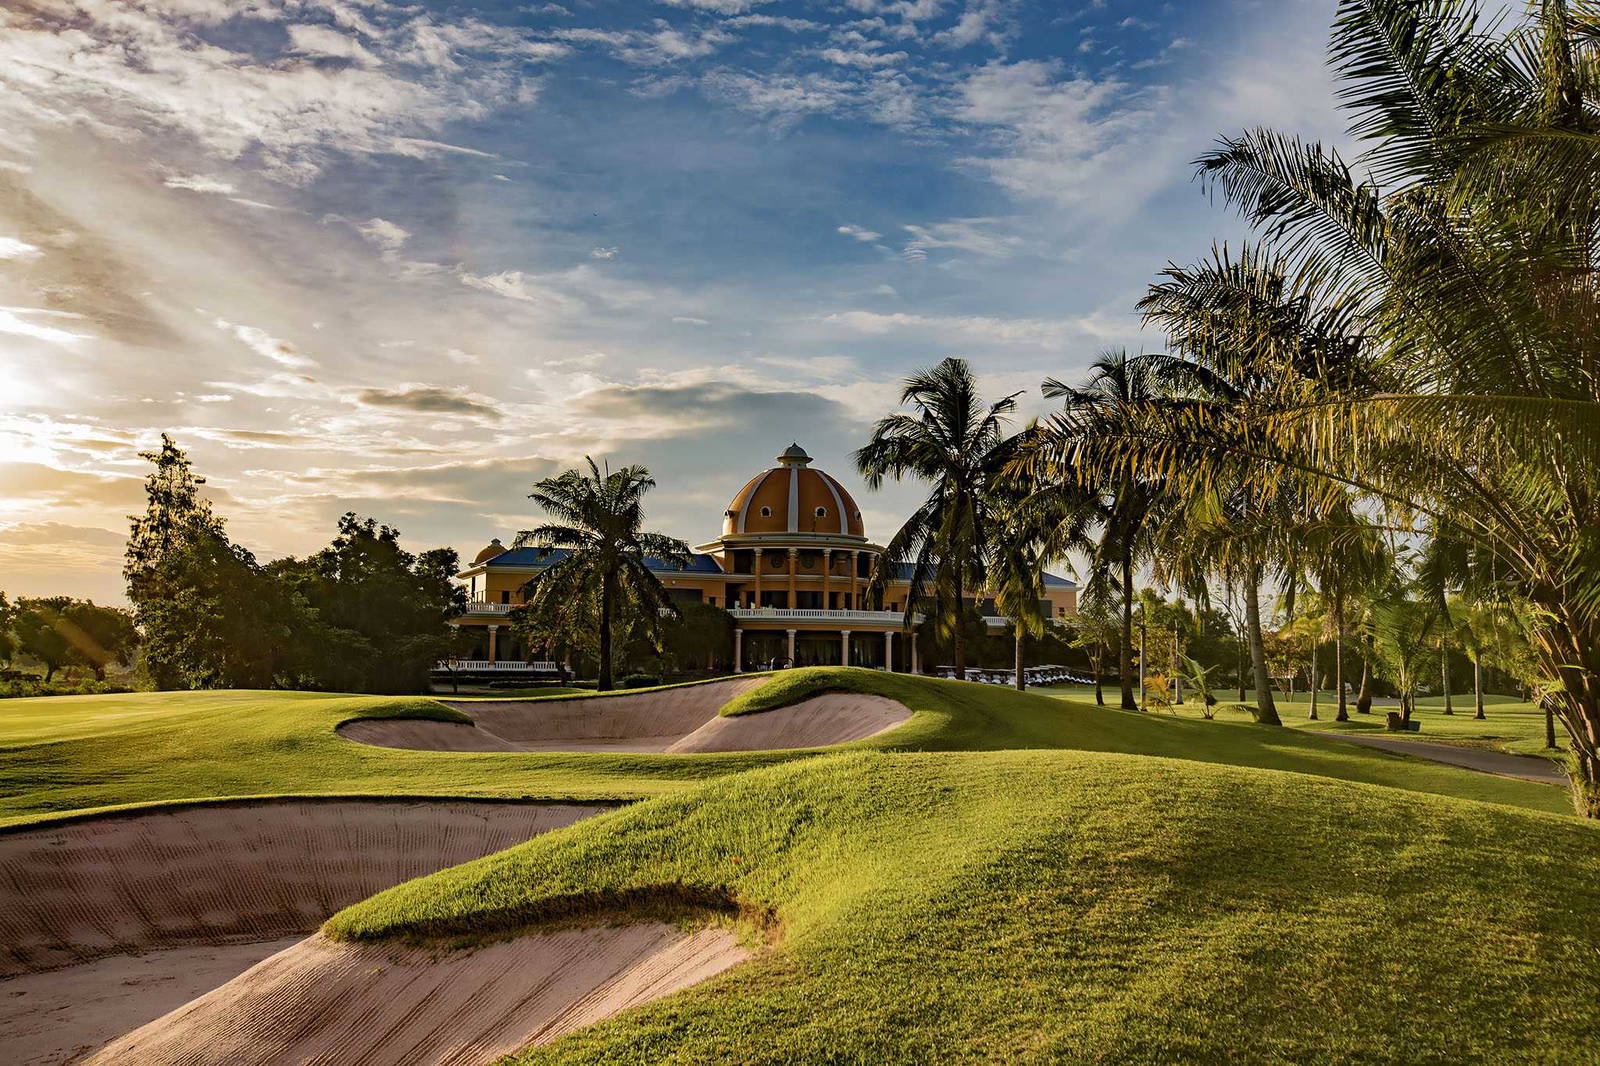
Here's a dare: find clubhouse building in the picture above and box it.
[452,444,1076,673]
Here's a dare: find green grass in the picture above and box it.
[1038,685,1564,758]
[326,751,1600,1064]
[0,669,1570,828]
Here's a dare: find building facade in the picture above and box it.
[451,444,1077,673]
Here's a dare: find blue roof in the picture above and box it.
[484,547,725,573]
[483,547,1072,586]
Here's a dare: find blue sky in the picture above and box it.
[0,0,1345,600]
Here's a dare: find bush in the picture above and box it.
[618,673,660,689]
[0,677,135,699]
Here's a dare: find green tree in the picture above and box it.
[1067,590,1120,705]
[271,514,465,694]
[1122,1,1600,812]
[124,436,299,689]
[1029,351,1173,710]
[856,357,1018,682]
[0,592,16,666]
[515,459,690,692]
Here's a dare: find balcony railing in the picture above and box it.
[434,660,560,672]
[460,601,515,615]
[727,608,920,625]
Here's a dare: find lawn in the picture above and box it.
[328,751,1600,1064]
[0,669,1569,828]
[1036,685,1563,758]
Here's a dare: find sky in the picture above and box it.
[0,0,1348,602]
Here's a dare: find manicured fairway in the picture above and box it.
[1038,685,1565,758]
[0,670,1569,827]
[330,751,1600,1065]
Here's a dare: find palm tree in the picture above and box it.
[515,459,690,691]
[1031,351,1172,711]
[1118,1,1600,814]
[990,506,1051,692]
[856,358,1018,681]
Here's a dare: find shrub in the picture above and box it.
[618,673,660,689]
[0,677,135,699]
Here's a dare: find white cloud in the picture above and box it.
[818,48,908,68]
[0,237,44,260]
[822,309,1125,348]
[591,246,620,259]
[356,217,411,254]
[0,307,91,345]
[163,174,236,194]
[672,315,710,325]
[954,60,1161,215]
[901,217,1021,261]
[837,223,882,242]
[286,24,381,68]
[213,318,317,369]
[0,2,549,182]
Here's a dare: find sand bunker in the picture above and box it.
[1,799,602,1065]
[0,799,601,978]
[340,676,912,753]
[83,924,747,1066]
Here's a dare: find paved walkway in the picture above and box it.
[1325,734,1569,785]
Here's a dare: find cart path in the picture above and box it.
[1323,733,1568,785]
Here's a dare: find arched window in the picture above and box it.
[814,506,828,518]
[760,506,772,517]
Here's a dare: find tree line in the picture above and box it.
[116,435,464,693]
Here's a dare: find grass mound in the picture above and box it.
[0,672,1571,827]
[328,751,1600,1064]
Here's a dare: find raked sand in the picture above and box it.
[82,925,747,1066]
[0,799,603,1064]
[340,676,911,753]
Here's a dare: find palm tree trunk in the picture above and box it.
[1333,595,1348,721]
[1014,628,1025,691]
[1119,556,1137,710]
[1093,646,1104,705]
[1357,652,1373,714]
[1237,636,1247,703]
[1474,657,1485,720]
[1244,565,1280,726]
[952,568,966,682]
[597,568,616,692]
[1441,643,1454,714]
[1308,643,1319,720]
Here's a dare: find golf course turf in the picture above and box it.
[4,668,1597,1063]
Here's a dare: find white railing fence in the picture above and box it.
[435,660,560,672]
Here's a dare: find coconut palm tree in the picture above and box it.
[1030,350,1173,711]
[1129,0,1600,813]
[515,459,690,691]
[856,358,1018,682]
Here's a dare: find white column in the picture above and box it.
[912,637,920,675]
[884,630,894,672]
[487,625,499,664]
[753,548,763,607]
[786,628,797,664]
[841,630,851,666]
[734,628,744,673]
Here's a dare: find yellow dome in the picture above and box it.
[722,444,865,538]
[472,537,506,564]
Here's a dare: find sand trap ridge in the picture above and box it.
[0,799,603,1065]
[340,676,912,753]
[82,925,747,1066]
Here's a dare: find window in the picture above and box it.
[709,596,718,607]
[499,590,510,604]
[814,506,827,518]
[760,506,772,517]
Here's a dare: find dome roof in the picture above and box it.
[722,444,866,539]
[472,537,506,565]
